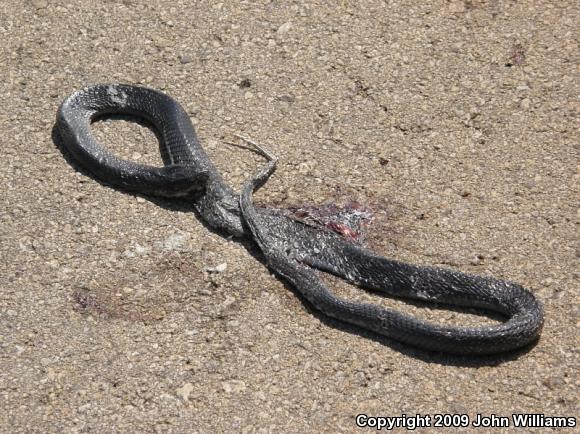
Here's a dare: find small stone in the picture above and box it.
[355,371,368,386]
[277,94,295,103]
[176,382,194,401]
[32,0,48,9]
[133,244,149,255]
[276,21,292,36]
[520,98,531,109]
[469,256,482,266]
[219,296,236,313]
[222,380,246,394]
[542,377,565,391]
[179,54,193,64]
[206,263,227,273]
[163,233,186,251]
[449,1,466,13]
[152,36,169,49]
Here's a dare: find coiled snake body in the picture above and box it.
[56,84,543,355]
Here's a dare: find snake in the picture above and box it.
[56,84,544,355]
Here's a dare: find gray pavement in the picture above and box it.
[0,1,578,432]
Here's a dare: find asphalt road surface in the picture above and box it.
[1,1,578,432]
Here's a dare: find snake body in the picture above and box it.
[56,84,544,355]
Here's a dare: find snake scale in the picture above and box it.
[56,84,544,355]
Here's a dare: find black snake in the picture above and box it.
[56,84,544,355]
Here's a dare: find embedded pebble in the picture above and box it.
[176,383,194,401]
[206,262,227,273]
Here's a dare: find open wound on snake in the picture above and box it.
[283,202,373,242]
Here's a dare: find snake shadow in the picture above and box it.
[52,122,540,367]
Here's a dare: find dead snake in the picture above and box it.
[56,84,544,355]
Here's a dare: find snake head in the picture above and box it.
[159,164,209,197]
